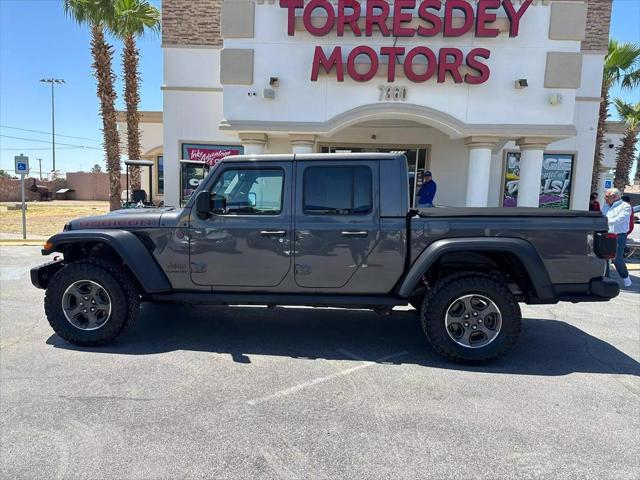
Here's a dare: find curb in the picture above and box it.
[0,240,44,246]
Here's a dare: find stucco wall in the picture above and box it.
[65,173,128,201]
[221,1,586,132]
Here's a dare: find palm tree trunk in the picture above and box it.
[91,24,121,211]
[123,33,142,191]
[614,128,638,190]
[591,85,609,193]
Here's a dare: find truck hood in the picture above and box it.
[68,207,177,230]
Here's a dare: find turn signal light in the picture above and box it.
[43,241,54,251]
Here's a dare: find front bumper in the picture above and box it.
[30,259,65,289]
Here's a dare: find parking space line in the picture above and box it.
[247,350,408,406]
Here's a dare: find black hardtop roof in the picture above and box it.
[222,152,401,162]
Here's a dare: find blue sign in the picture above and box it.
[604,179,613,189]
[14,154,29,175]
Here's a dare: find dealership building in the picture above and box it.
[119,0,614,209]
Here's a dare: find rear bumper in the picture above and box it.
[555,277,620,303]
[589,277,621,299]
[30,259,65,289]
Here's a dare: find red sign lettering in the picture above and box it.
[279,0,530,83]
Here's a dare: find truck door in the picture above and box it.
[189,162,292,287]
[294,160,380,289]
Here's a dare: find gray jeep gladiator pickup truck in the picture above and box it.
[31,153,620,362]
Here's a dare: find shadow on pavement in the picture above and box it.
[47,303,640,377]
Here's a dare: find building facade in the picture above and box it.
[157,0,612,208]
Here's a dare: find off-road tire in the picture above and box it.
[409,296,424,311]
[44,260,140,346]
[421,273,521,363]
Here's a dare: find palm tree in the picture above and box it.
[591,40,640,192]
[113,0,160,191]
[612,99,640,190]
[64,0,122,211]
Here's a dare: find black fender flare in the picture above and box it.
[397,237,555,301]
[43,229,172,293]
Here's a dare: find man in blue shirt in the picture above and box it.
[417,171,437,208]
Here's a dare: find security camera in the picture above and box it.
[514,79,528,89]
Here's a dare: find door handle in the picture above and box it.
[260,230,287,237]
[341,231,368,238]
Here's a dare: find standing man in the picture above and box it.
[417,171,437,208]
[604,188,633,287]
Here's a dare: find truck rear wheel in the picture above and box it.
[421,274,521,363]
[44,260,140,346]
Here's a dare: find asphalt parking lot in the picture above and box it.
[1,246,639,479]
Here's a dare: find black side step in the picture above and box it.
[149,292,406,309]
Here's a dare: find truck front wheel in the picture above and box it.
[421,274,521,363]
[44,260,140,346]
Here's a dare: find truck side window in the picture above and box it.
[211,168,284,215]
[303,166,372,215]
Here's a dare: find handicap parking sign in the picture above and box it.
[14,154,29,175]
[604,179,613,189]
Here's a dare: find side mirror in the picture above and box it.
[195,191,212,219]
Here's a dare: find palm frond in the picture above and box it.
[603,40,640,88]
[111,0,161,38]
[613,99,640,130]
[63,0,117,27]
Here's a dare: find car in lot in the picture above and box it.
[31,153,619,363]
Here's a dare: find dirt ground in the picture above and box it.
[0,200,109,239]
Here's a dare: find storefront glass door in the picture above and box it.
[321,145,429,207]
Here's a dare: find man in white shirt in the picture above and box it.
[604,188,632,287]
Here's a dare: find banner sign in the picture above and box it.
[503,152,574,209]
[280,0,532,83]
[181,143,244,166]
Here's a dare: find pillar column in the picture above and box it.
[239,132,268,155]
[516,137,552,208]
[464,137,498,207]
[289,134,316,154]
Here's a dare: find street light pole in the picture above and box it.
[39,78,65,173]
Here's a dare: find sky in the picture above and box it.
[0,0,162,175]
[0,0,639,176]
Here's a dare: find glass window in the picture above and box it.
[211,169,284,215]
[502,152,574,209]
[181,162,207,206]
[157,155,164,194]
[303,166,372,215]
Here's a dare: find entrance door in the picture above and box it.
[294,160,380,289]
[189,162,293,287]
[321,145,429,207]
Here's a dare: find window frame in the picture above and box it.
[209,166,286,216]
[302,165,373,216]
